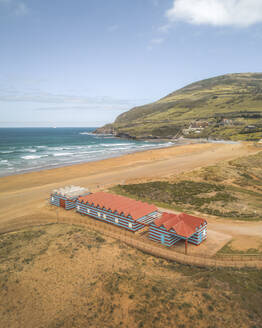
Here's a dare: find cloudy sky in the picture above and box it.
[0,0,262,127]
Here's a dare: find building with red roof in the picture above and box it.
[76,192,159,232]
[149,212,207,251]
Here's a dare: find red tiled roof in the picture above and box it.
[78,192,157,220]
[154,212,207,238]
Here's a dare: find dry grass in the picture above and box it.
[0,224,262,328]
[99,73,262,140]
[111,151,262,221]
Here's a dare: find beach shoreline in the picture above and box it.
[0,127,178,178]
[0,136,239,178]
[0,140,261,254]
[0,141,253,190]
[0,141,257,209]
[0,140,175,178]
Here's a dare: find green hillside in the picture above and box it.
[96,73,262,140]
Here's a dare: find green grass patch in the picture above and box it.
[111,180,238,217]
[217,241,262,255]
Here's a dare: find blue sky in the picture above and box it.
[0,0,262,127]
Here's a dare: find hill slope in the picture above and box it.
[96,73,262,140]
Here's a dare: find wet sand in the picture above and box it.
[0,141,259,236]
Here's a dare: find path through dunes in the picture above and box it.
[0,142,261,252]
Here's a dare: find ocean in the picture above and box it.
[0,128,173,177]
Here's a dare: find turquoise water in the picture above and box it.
[0,128,173,177]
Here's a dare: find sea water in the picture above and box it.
[0,128,173,177]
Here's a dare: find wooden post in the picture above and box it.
[185,239,188,255]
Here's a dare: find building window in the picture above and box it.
[103,214,106,219]
[128,222,132,229]
[115,218,119,223]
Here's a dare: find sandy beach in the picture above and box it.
[0,141,259,233]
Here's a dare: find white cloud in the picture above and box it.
[0,85,149,113]
[0,0,28,16]
[166,0,262,27]
[14,2,28,16]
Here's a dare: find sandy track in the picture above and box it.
[0,142,261,245]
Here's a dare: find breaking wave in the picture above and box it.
[21,155,48,160]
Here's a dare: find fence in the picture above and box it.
[214,253,262,261]
[1,206,262,269]
[56,211,262,269]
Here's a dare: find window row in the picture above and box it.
[76,206,133,228]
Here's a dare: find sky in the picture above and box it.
[0,0,262,127]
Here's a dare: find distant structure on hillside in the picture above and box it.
[256,139,262,147]
[183,121,209,135]
[190,121,209,129]
[218,118,233,126]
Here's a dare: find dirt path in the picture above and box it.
[0,142,261,254]
[159,206,262,238]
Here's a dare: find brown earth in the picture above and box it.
[228,235,262,252]
[0,142,256,221]
[0,224,262,328]
[1,142,262,328]
[0,142,262,256]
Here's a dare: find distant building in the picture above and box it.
[219,118,233,126]
[190,121,209,129]
[149,212,207,253]
[255,139,262,147]
[50,185,89,210]
[182,121,209,135]
[76,192,159,232]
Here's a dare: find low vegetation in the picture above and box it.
[218,240,262,255]
[111,151,262,220]
[0,224,262,328]
[96,73,262,140]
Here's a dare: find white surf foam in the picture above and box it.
[21,155,48,160]
[0,150,14,154]
[53,152,73,157]
[25,149,37,153]
[100,143,132,147]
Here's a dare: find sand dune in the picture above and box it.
[0,142,259,235]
